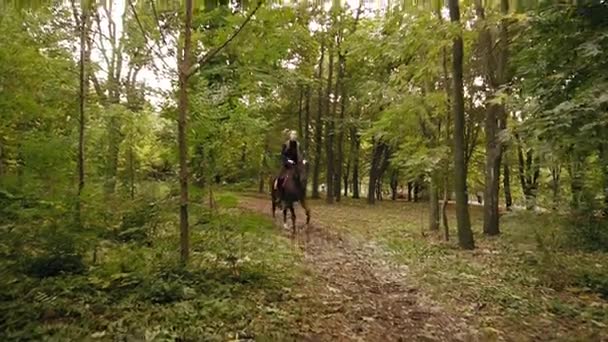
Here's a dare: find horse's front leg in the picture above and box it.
[283,208,288,229]
[300,199,311,242]
[301,199,311,226]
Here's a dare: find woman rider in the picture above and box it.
[274,129,305,193]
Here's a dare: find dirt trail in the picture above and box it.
[239,195,475,341]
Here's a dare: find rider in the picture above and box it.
[274,129,305,193]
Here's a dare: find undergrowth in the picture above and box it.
[0,188,307,341]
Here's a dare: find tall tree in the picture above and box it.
[477,0,510,236]
[71,0,90,223]
[312,40,325,199]
[351,127,360,199]
[448,0,474,249]
[325,43,336,204]
[177,0,194,263]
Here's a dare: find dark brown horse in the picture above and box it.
[271,161,310,236]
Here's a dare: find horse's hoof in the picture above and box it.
[283,223,289,229]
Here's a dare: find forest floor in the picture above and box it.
[238,193,608,342]
[2,187,607,341]
[240,194,472,341]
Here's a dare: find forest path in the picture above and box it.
[239,194,475,341]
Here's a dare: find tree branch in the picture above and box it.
[127,0,173,73]
[186,0,263,77]
[149,0,167,45]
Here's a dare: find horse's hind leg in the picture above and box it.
[290,206,296,237]
[300,199,311,242]
[283,207,288,229]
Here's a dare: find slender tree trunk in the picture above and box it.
[482,0,509,236]
[483,104,501,235]
[105,115,122,194]
[429,175,440,231]
[0,140,4,177]
[407,182,413,201]
[390,171,398,201]
[304,86,311,157]
[569,154,585,210]
[600,142,608,213]
[503,157,513,210]
[367,140,383,204]
[441,44,451,239]
[344,135,352,198]
[258,175,264,193]
[128,146,135,199]
[259,141,268,194]
[550,164,561,210]
[335,50,346,202]
[177,0,193,264]
[442,181,450,240]
[75,0,88,225]
[325,46,335,204]
[312,43,325,199]
[351,127,360,199]
[297,87,304,140]
[517,144,539,210]
[376,144,391,202]
[449,0,474,249]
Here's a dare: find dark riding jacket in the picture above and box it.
[281,140,302,167]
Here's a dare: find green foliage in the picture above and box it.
[0,197,306,340]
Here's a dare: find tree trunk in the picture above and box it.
[325,46,335,204]
[569,155,585,210]
[407,182,413,201]
[304,86,311,157]
[517,144,539,210]
[375,144,391,203]
[335,50,346,202]
[105,115,122,194]
[258,174,264,193]
[483,104,501,235]
[351,127,360,199]
[441,45,451,241]
[367,140,383,204]
[550,164,561,210]
[297,87,304,141]
[390,171,398,201]
[429,176,440,231]
[128,146,135,199]
[600,142,608,213]
[312,42,325,199]
[482,0,509,236]
[258,142,268,194]
[449,0,474,249]
[344,134,352,198]
[0,140,4,177]
[177,0,194,264]
[503,156,513,211]
[77,3,88,199]
[442,180,450,240]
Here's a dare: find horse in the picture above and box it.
[271,161,311,236]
